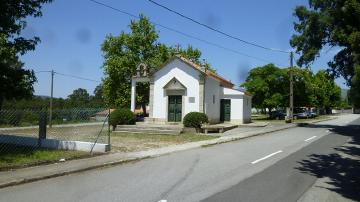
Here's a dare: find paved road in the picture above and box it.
[204,115,360,202]
[0,114,358,202]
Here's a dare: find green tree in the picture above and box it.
[241,64,340,113]
[0,0,53,109]
[311,70,341,111]
[283,67,314,108]
[290,0,360,107]
[101,15,209,112]
[0,34,37,109]
[67,88,90,108]
[89,84,105,108]
[102,15,168,110]
[241,64,287,113]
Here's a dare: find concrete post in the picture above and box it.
[131,80,136,112]
[38,112,47,146]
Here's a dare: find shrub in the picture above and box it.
[109,108,135,130]
[183,112,208,130]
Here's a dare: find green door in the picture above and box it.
[168,95,182,122]
[220,99,231,122]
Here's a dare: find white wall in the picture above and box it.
[204,76,221,123]
[152,58,200,120]
[242,96,252,123]
[222,87,252,123]
[230,98,243,121]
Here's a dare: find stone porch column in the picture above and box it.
[148,78,154,118]
[199,75,205,113]
[130,80,136,112]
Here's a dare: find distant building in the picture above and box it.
[94,109,115,121]
[130,56,252,124]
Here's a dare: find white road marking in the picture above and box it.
[158,200,167,202]
[305,136,317,142]
[251,150,283,164]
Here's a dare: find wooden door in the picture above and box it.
[220,99,231,122]
[168,96,182,122]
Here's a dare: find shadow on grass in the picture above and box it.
[0,143,89,171]
[296,120,360,201]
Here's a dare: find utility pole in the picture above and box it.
[289,51,294,123]
[49,70,54,128]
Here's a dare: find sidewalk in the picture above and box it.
[0,117,335,189]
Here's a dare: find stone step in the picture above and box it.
[136,122,184,127]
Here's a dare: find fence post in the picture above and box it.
[107,108,111,151]
[38,112,47,147]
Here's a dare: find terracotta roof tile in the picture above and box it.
[176,55,234,88]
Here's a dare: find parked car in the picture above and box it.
[293,112,309,119]
[269,111,286,120]
[293,108,314,119]
[308,111,317,118]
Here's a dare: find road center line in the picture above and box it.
[251,150,283,164]
[304,136,317,142]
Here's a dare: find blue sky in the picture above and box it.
[20,0,346,98]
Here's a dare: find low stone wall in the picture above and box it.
[332,109,353,114]
[0,135,109,153]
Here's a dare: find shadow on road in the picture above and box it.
[296,121,360,201]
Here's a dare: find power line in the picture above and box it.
[54,72,101,83]
[35,70,101,83]
[88,0,285,66]
[147,0,289,54]
[35,70,52,73]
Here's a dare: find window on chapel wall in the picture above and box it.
[213,95,215,104]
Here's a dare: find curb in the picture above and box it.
[0,116,337,189]
[0,156,149,189]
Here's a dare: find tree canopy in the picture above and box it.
[101,15,213,109]
[290,0,360,107]
[0,0,53,108]
[2,87,106,110]
[241,64,341,112]
[0,34,37,108]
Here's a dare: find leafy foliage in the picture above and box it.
[241,64,291,111]
[109,108,136,129]
[101,15,214,109]
[67,88,90,107]
[0,34,37,108]
[290,0,360,107]
[183,112,209,129]
[101,15,168,108]
[241,64,341,112]
[0,0,53,108]
[2,86,107,110]
[0,0,53,54]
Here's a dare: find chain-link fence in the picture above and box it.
[0,108,110,157]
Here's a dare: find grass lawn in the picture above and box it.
[0,144,90,171]
[110,133,218,152]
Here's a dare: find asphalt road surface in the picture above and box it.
[0,114,359,202]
